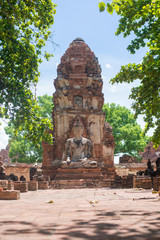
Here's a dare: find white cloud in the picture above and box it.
[108,85,118,93]
[105,63,112,69]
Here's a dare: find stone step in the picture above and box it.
[50,178,121,189]
[56,168,102,174]
[51,179,101,189]
[55,173,103,180]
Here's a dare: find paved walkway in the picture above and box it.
[0,188,160,240]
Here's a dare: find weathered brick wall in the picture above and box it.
[119,154,137,164]
[115,163,147,176]
[5,166,30,181]
[140,142,160,163]
[0,145,10,163]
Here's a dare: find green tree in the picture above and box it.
[8,136,43,163]
[99,0,160,146]
[103,103,150,157]
[37,94,53,119]
[0,0,56,145]
[5,95,53,163]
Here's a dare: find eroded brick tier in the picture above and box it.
[42,38,115,183]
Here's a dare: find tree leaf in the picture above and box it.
[127,0,133,6]
[114,4,120,12]
[98,2,106,12]
[107,3,114,14]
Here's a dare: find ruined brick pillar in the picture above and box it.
[42,38,115,179]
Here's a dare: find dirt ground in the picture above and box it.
[0,188,160,240]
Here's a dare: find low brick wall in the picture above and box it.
[153,177,160,191]
[38,181,49,190]
[5,165,30,181]
[0,190,20,200]
[28,181,38,191]
[115,163,147,176]
[133,176,153,189]
[14,181,28,192]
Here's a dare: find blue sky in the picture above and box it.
[0,0,151,155]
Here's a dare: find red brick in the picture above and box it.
[38,181,49,190]
[0,190,20,200]
[14,181,28,192]
[28,181,38,191]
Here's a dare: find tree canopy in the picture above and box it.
[0,0,56,145]
[103,103,150,157]
[5,95,53,163]
[99,0,160,146]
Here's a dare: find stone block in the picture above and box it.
[28,181,38,191]
[38,181,49,190]
[8,180,14,190]
[0,180,8,189]
[0,190,20,200]
[14,181,28,192]
[0,180,14,190]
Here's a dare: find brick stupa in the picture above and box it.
[42,38,116,187]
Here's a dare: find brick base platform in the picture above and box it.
[53,168,102,188]
[50,167,119,189]
[51,179,104,189]
[55,168,103,180]
[14,182,28,192]
[0,190,20,200]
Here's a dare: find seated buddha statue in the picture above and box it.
[61,118,97,168]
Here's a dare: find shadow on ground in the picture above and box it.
[1,210,160,239]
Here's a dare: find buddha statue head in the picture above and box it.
[72,117,84,139]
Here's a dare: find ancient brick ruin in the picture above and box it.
[140,142,160,163]
[42,38,116,185]
[119,154,137,164]
[0,145,10,164]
